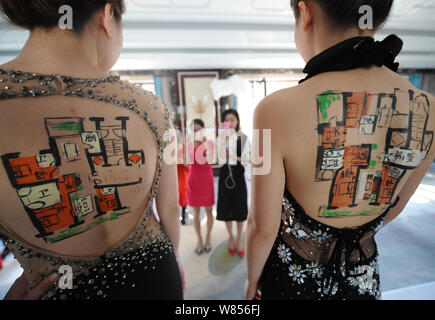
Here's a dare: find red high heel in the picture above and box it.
[228,247,236,256]
[238,250,245,258]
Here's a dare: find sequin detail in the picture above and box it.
[46,234,174,300]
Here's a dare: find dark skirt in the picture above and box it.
[216,164,248,222]
[48,241,183,300]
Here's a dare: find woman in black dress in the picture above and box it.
[217,110,250,258]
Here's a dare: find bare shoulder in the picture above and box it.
[424,90,435,108]
[386,69,434,105]
[254,84,310,128]
[116,79,173,129]
[118,79,165,108]
[410,85,435,119]
[423,90,435,158]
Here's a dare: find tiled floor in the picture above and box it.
[1,164,435,300]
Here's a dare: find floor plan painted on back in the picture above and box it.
[315,89,433,218]
[1,116,145,243]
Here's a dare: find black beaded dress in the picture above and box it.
[0,68,182,300]
[260,35,406,300]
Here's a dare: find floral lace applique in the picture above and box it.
[282,197,334,243]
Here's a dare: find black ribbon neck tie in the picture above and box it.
[300,34,404,84]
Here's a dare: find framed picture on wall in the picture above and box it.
[177,71,220,138]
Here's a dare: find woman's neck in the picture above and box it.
[312,28,374,59]
[1,28,108,78]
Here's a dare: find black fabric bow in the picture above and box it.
[319,196,401,298]
[320,228,368,298]
[299,34,404,84]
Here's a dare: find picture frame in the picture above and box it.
[176,71,221,138]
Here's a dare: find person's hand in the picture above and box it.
[4,272,60,300]
[177,260,186,296]
[227,152,238,163]
[244,279,262,300]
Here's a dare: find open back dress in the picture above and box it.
[0,68,182,300]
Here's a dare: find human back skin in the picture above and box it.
[267,65,435,229]
[0,67,183,300]
[0,77,165,257]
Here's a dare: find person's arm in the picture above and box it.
[245,98,286,300]
[239,134,251,164]
[206,139,216,165]
[383,152,435,226]
[4,272,60,300]
[155,134,180,256]
[155,132,185,294]
[143,93,180,255]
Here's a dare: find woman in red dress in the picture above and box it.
[187,119,215,255]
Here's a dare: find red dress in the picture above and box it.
[186,141,215,207]
[177,146,189,207]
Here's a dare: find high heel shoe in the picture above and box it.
[238,250,245,258]
[195,247,204,255]
[204,245,212,253]
[228,247,236,256]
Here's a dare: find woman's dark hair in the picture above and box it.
[0,0,125,33]
[222,109,241,132]
[291,0,393,30]
[192,119,205,129]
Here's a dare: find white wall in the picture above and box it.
[0,0,435,70]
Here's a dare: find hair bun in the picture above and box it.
[0,0,125,33]
[291,0,394,30]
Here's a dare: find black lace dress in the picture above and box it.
[260,188,399,300]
